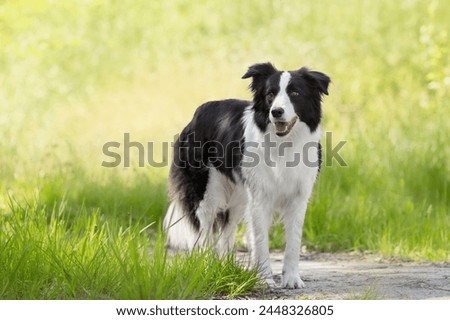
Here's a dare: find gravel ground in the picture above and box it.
[239,251,450,300]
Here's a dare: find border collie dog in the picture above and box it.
[164,63,330,288]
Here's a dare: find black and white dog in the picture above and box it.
[164,63,330,288]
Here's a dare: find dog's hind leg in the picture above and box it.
[215,189,247,255]
[195,206,217,248]
[194,168,229,248]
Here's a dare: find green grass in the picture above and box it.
[347,283,381,300]
[0,199,260,299]
[0,0,449,299]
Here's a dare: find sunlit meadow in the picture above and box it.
[0,0,448,299]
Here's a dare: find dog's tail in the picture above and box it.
[163,201,199,252]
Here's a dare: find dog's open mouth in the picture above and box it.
[273,117,298,137]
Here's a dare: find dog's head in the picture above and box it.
[242,63,330,136]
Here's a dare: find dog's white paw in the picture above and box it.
[265,277,277,288]
[282,273,305,289]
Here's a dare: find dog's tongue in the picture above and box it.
[273,117,298,135]
[274,122,288,133]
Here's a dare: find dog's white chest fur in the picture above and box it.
[242,107,321,206]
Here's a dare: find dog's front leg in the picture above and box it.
[247,199,274,286]
[281,199,308,289]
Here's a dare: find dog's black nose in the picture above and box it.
[271,108,284,118]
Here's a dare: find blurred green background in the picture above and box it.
[1,0,449,262]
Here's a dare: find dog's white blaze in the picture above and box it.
[270,72,296,123]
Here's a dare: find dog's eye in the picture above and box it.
[290,91,300,96]
[266,92,275,102]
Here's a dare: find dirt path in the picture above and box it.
[242,252,450,300]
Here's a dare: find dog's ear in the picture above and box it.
[301,68,331,96]
[242,62,277,94]
[242,62,277,79]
